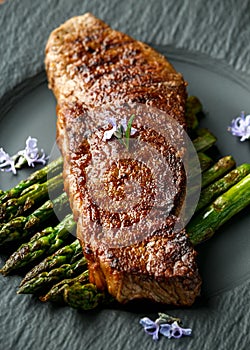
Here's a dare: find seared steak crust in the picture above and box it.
[45,13,201,306]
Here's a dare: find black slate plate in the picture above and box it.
[0,47,250,350]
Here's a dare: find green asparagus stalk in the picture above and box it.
[192,128,217,152]
[39,270,89,304]
[17,256,87,294]
[0,157,63,205]
[64,281,112,311]
[196,163,250,212]
[20,239,82,285]
[25,166,250,306]
[198,152,214,172]
[10,171,250,309]
[23,169,250,309]
[188,153,213,187]
[186,96,203,133]
[188,174,250,245]
[0,214,75,275]
[201,155,236,188]
[0,191,69,246]
[39,271,112,310]
[0,173,64,223]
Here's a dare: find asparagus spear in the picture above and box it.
[188,174,250,245]
[0,191,69,246]
[196,163,250,212]
[198,152,213,172]
[64,281,112,311]
[39,271,112,310]
[20,239,82,285]
[17,257,87,294]
[39,270,89,304]
[0,157,63,205]
[201,155,236,188]
[186,96,203,133]
[24,169,250,309]
[0,173,64,223]
[0,214,75,275]
[21,168,250,306]
[192,128,217,152]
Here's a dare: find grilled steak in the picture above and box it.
[45,13,201,306]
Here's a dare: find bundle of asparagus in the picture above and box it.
[0,173,64,224]
[0,96,250,311]
[0,157,63,205]
[0,191,70,246]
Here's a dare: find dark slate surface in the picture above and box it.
[0,1,250,349]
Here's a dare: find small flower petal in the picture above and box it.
[0,147,17,174]
[228,112,250,141]
[159,323,172,338]
[139,317,160,341]
[170,321,192,339]
[103,118,118,141]
[103,127,117,141]
[181,328,192,336]
[107,117,117,128]
[0,147,10,163]
[139,317,155,328]
[34,149,48,165]
[130,126,137,136]
[26,136,38,149]
[0,158,17,174]
[152,329,160,341]
[170,322,183,339]
[120,117,128,132]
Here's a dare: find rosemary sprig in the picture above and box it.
[113,114,136,150]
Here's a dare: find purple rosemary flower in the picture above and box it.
[140,313,192,341]
[169,321,192,339]
[0,148,16,174]
[103,115,137,149]
[103,117,118,141]
[120,117,137,136]
[0,136,48,175]
[139,317,161,341]
[159,323,172,338]
[228,111,250,142]
[17,136,47,167]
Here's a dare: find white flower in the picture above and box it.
[0,148,16,174]
[0,136,48,175]
[102,116,137,143]
[228,111,250,142]
[103,117,117,141]
[18,136,47,167]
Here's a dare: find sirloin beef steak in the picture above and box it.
[45,13,201,306]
